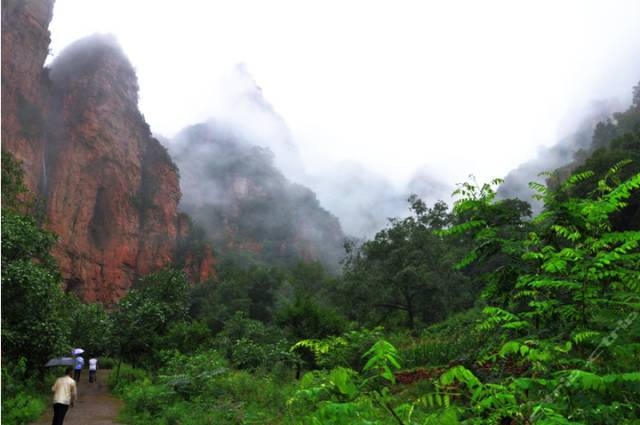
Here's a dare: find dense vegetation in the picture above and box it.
[1,152,114,424]
[1,83,639,424]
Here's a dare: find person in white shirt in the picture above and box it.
[88,358,98,383]
[51,367,77,425]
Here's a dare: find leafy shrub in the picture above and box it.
[292,327,384,371]
[277,297,347,340]
[113,268,192,368]
[214,312,295,370]
[157,349,228,398]
[158,320,213,355]
[1,391,46,425]
[98,357,116,369]
[160,349,227,376]
[289,339,410,425]
[1,359,46,425]
[109,363,150,395]
[119,380,176,421]
[227,337,293,370]
[397,309,487,368]
[114,349,295,425]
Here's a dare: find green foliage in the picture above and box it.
[362,340,401,384]
[113,352,296,425]
[189,260,286,331]
[277,297,347,340]
[341,198,474,330]
[0,153,69,424]
[287,260,338,301]
[557,85,640,232]
[113,268,192,367]
[292,327,385,371]
[158,320,213,356]
[442,179,533,306]
[1,152,69,371]
[1,392,45,425]
[289,339,407,425]
[438,164,640,423]
[1,253,69,366]
[1,359,47,425]
[398,308,486,368]
[98,357,117,369]
[109,364,151,395]
[214,312,293,370]
[1,151,30,210]
[156,349,228,397]
[68,300,114,357]
[118,379,175,422]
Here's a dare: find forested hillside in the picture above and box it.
[3,81,639,424]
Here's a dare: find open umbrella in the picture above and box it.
[71,348,85,355]
[45,357,75,367]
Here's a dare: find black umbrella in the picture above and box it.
[45,357,75,367]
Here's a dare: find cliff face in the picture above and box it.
[1,0,53,192]
[1,0,214,303]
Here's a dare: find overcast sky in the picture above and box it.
[48,0,640,188]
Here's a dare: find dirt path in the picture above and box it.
[31,369,123,425]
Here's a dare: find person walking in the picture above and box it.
[51,367,77,425]
[88,357,98,383]
[73,355,84,382]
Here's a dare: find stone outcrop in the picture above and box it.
[2,0,215,303]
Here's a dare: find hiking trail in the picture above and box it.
[31,369,122,425]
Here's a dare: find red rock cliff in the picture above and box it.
[1,0,53,191]
[2,0,215,303]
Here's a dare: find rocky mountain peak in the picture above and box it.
[49,34,139,106]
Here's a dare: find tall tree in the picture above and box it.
[341,198,472,330]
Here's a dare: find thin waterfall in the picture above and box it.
[41,149,47,192]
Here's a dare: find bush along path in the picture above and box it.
[31,370,122,425]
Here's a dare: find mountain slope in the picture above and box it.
[498,101,619,210]
[170,121,346,270]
